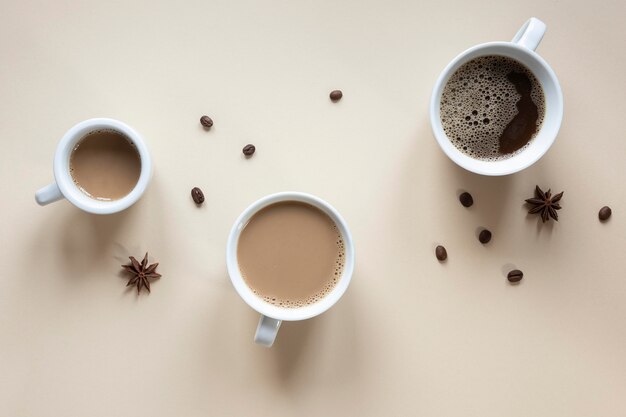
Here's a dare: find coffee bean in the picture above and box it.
[200,115,213,128]
[191,187,205,205]
[435,245,447,261]
[599,206,612,221]
[478,229,492,244]
[243,144,256,156]
[329,90,343,101]
[507,269,523,283]
[459,192,473,207]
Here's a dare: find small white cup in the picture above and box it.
[35,118,152,214]
[226,192,355,347]
[430,18,563,176]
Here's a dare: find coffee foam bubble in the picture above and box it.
[439,56,545,161]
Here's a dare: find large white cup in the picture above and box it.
[35,118,152,214]
[430,18,563,176]
[226,192,355,347]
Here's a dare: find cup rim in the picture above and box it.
[226,192,355,321]
[53,118,152,214]
[430,41,563,176]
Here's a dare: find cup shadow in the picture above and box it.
[23,177,164,285]
[445,157,517,231]
[270,317,318,378]
[268,289,359,388]
[200,273,360,394]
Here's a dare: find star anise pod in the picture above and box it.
[122,253,161,293]
[525,185,563,222]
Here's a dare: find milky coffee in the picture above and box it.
[440,55,545,160]
[237,201,345,308]
[69,130,141,201]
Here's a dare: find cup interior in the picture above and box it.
[226,192,355,321]
[430,42,563,176]
[54,118,152,214]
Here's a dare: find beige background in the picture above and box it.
[1,0,625,415]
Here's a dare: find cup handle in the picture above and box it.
[35,182,64,206]
[254,315,281,347]
[511,17,546,51]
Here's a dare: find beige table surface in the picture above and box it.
[1,0,625,416]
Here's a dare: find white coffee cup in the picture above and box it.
[430,18,563,176]
[35,118,152,214]
[226,192,355,347]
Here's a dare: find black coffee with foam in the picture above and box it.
[439,55,545,161]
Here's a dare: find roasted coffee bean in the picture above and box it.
[191,187,205,205]
[329,90,343,101]
[478,229,492,244]
[459,192,473,207]
[599,206,612,221]
[507,269,523,283]
[200,115,213,128]
[435,245,447,261]
[242,144,256,156]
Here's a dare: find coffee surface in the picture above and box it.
[237,202,345,308]
[70,130,141,201]
[440,55,545,160]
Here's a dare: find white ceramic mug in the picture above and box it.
[226,192,355,347]
[430,18,563,176]
[35,118,152,214]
